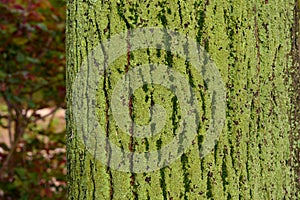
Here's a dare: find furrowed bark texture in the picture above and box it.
[66,0,298,199]
[290,0,300,195]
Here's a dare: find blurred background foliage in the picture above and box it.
[0,0,66,199]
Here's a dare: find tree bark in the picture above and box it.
[66,0,299,199]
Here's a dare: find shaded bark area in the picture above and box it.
[290,0,300,197]
[66,0,298,199]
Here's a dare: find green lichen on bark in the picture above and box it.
[66,0,298,199]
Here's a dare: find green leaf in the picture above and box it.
[15,168,27,180]
[27,57,40,64]
[16,52,25,62]
[28,172,39,185]
[36,23,48,31]
[12,37,28,46]
[28,100,36,108]
[0,71,7,80]
[12,96,23,103]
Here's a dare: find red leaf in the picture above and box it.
[0,24,7,30]
[12,4,24,10]
[0,83,6,92]
[28,11,44,22]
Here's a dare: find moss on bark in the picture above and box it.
[66,0,298,199]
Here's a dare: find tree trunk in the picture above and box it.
[66,0,299,199]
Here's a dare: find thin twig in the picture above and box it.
[32,107,59,123]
